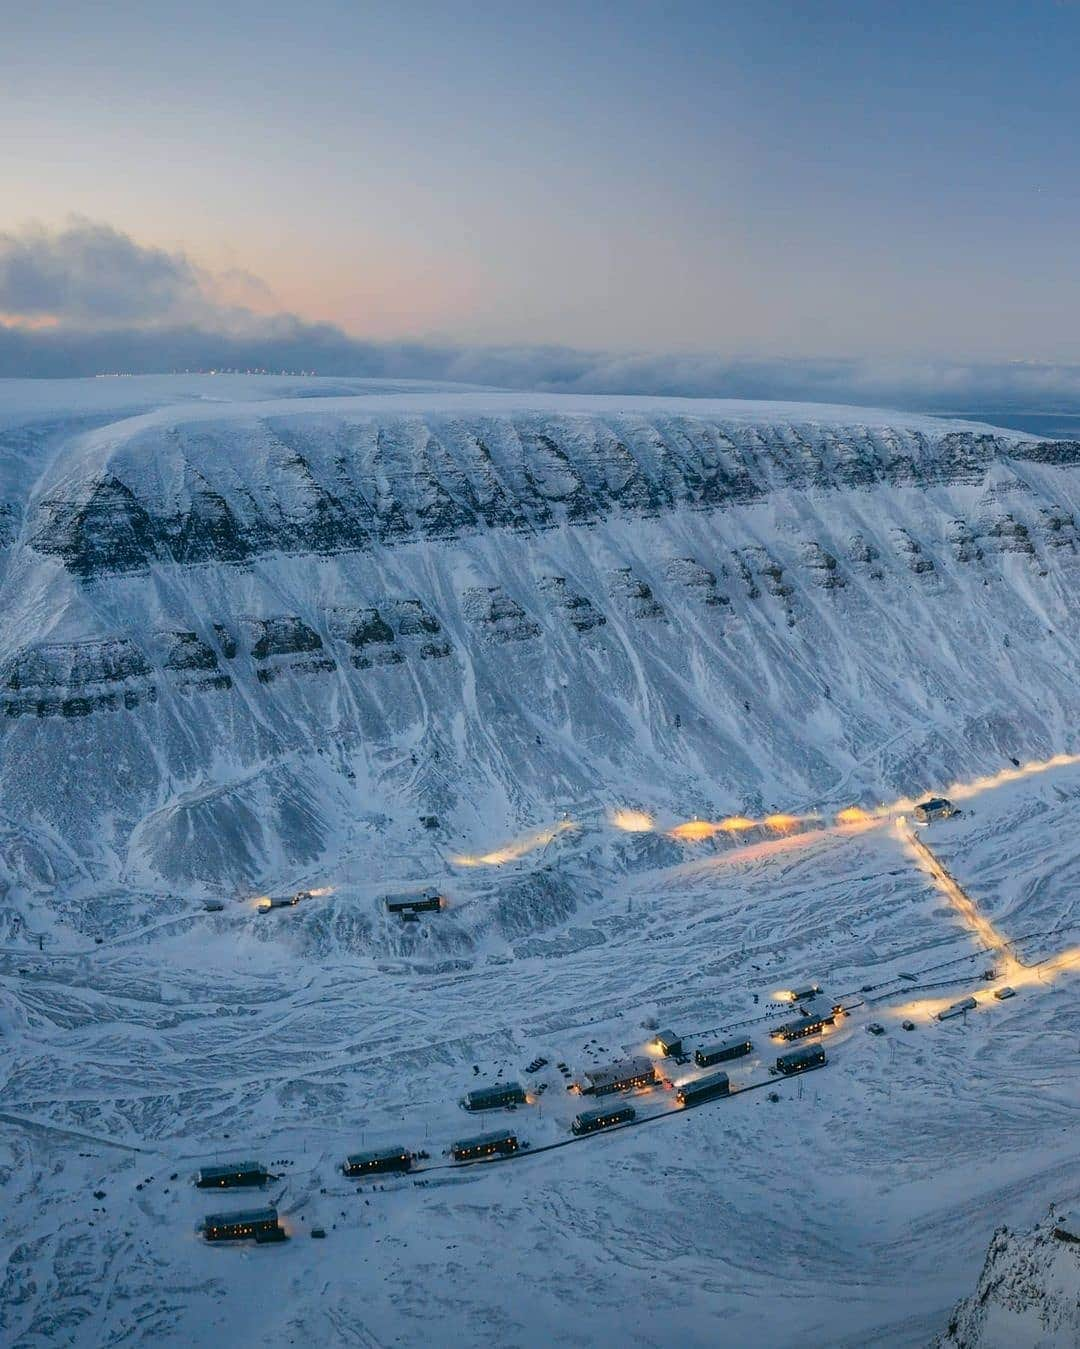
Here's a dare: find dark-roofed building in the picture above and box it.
[580,1056,656,1095]
[914,797,954,823]
[196,1160,269,1189]
[451,1130,519,1161]
[694,1036,753,1067]
[769,1010,834,1042]
[776,1044,826,1075]
[201,1207,285,1242]
[343,1146,412,1178]
[462,1082,526,1111]
[384,890,445,914]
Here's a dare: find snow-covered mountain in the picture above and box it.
[3,376,1080,922]
[936,1208,1080,1348]
[5,377,1080,1349]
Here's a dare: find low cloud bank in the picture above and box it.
[5,321,1080,416]
[4,220,1080,413]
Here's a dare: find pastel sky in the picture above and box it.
[3,0,1080,363]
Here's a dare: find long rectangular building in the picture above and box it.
[571,1104,635,1135]
[580,1056,656,1095]
[769,1011,834,1042]
[776,1044,826,1075]
[694,1037,753,1067]
[676,1070,730,1107]
[202,1207,285,1242]
[451,1130,519,1162]
[343,1146,411,1178]
[384,890,445,914]
[462,1082,527,1111]
[196,1160,269,1189]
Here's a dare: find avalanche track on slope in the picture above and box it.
[3,377,1080,938]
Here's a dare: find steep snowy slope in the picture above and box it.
[3,377,1080,925]
[936,1208,1080,1348]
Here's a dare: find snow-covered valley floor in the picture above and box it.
[3,757,1078,1348]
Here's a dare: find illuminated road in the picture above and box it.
[450,752,1080,870]
[447,750,1080,1023]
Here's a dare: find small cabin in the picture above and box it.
[343,1146,412,1178]
[451,1130,519,1162]
[462,1082,527,1112]
[914,797,954,823]
[384,890,445,915]
[202,1206,284,1243]
[581,1056,657,1096]
[196,1160,269,1189]
[695,1037,753,1068]
[993,986,1016,1001]
[653,1030,682,1057]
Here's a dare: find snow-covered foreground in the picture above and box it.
[2,757,1078,1347]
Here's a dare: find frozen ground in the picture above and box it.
[2,759,1078,1347]
[2,379,1079,1346]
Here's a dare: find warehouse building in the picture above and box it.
[201,1207,285,1243]
[196,1160,269,1189]
[343,1146,412,1178]
[461,1082,527,1111]
[580,1056,657,1095]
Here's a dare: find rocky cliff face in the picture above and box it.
[935,1210,1080,1348]
[21,412,1080,581]
[4,380,1080,916]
